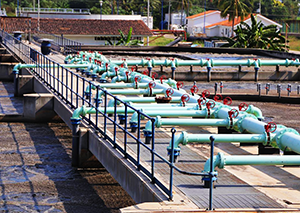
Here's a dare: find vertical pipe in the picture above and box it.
[147,0,150,46]
[104,91,107,139]
[113,96,117,147]
[71,119,81,167]
[124,103,128,158]
[168,0,171,30]
[161,0,164,30]
[137,110,141,170]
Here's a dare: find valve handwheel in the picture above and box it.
[214,94,223,102]
[238,102,249,111]
[190,85,199,94]
[228,109,239,118]
[206,100,215,109]
[198,97,207,105]
[181,94,190,103]
[166,88,174,97]
[176,81,184,90]
[160,75,167,84]
[265,122,277,133]
[134,76,141,82]
[151,72,158,80]
[202,90,210,98]
[142,70,149,75]
[223,97,232,105]
[148,81,156,89]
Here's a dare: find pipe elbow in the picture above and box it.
[130,112,138,124]
[203,152,224,173]
[155,116,162,128]
[71,105,86,120]
[248,105,264,120]
[13,63,21,74]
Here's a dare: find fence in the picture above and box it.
[32,30,82,55]
[0,29,214,208]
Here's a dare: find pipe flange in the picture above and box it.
[181,131,188,145]
[275,128,300,151]
[218,152,225,169]
[236,114,257,133]
[155,116,162,128]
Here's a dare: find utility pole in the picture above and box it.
[161,0,163,30]
[168,0,171,30]
[38,0,40,31]
[181,0,183,26]
[259,0,261,14]
[147,0,150,46]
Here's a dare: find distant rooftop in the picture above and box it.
[18,7,91,16]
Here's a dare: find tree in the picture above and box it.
[221,14,288,51]
[216,0,253,37]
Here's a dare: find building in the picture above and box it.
[18,7,153,29]
[165,12,187,28]
[0,17,152,45]
[187,11,282,37]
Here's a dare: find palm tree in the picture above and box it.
[222,14,287,51]
[216,0,253,37]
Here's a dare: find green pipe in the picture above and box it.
[95,88,167,99]
[203,152,300,173]
[107,96,182,107]
[154,116,232,128]
[13,63,90,74]
[167,131,267,152]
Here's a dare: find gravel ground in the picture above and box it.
[0,121,135,212]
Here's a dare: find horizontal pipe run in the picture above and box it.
[203,152,300,173]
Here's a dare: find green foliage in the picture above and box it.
[221,14,288,51]
[106,27,143,46]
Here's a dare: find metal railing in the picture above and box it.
[32,30,82,55]
[19,7,90,14]
[0,29,214,207]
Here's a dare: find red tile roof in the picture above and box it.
[0,17,153,36]
[205,14,252,28]
[187,10,219,19]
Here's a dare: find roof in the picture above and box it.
[186,10,219,19]
[205,14,282,29]
[205,15,251,29]
[0,17,153,36]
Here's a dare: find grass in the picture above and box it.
[145,36,174,46]
[287,36,300,51]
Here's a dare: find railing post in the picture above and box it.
[169,128,176,200]
[137,110,141,170]
[151,118,155,184]
[208,136,215,211]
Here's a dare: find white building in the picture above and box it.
[165,12,187,27]
[187,11,282,37]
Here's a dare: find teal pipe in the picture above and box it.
[95,88,167,99]
[107,96,182,107]
[167,131,267,153]
[203,152,300,173]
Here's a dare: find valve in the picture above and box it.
[105,63,109,71]
[213,94,223,102]
[220,82,224,93]
[151,72,158,80]
[148,81,156,96]
[142,70,149,76]
[264,122,277,145]
[214,82,218,95]
[181,94,190,107]
[228,109,239,129]
[257,83,261,96]
[134,75,141,89]
[190,85,199,96]
[265,83,270,95]
[206,100,215,117]
[114,67,118,75]
[223,97,232,105]
[125,70,130,82]
[131,66,136,72]
[277,84,282,98]
[176,81,184,90]
[160,75,167,84]
[166,88,174,97]
[202,90,210,98]
[197,97,206,110]
[238,102,248,111]
[148,81,156,89]
[287,84,291,96]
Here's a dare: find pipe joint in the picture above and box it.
[236,114,258,133]
[275,127,300,151]
[155,116,162,128]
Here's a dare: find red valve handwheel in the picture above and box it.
[214,94,223,102]
[151,72,158,80]
[202,90,210,98]
[206,100,215,109]
[148,81,156,89]
[190,85,199,94]
[142,70,149,75]
[238,102,249,111]
[160,75,167,84]
[166,88,174,97]
[265,122,277,133]
[223,97,232,105]
[176,81,184,89]
[228,109,239,119]
[198,97,207,105]
[134,76,141,82]
[181,94,190,103]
